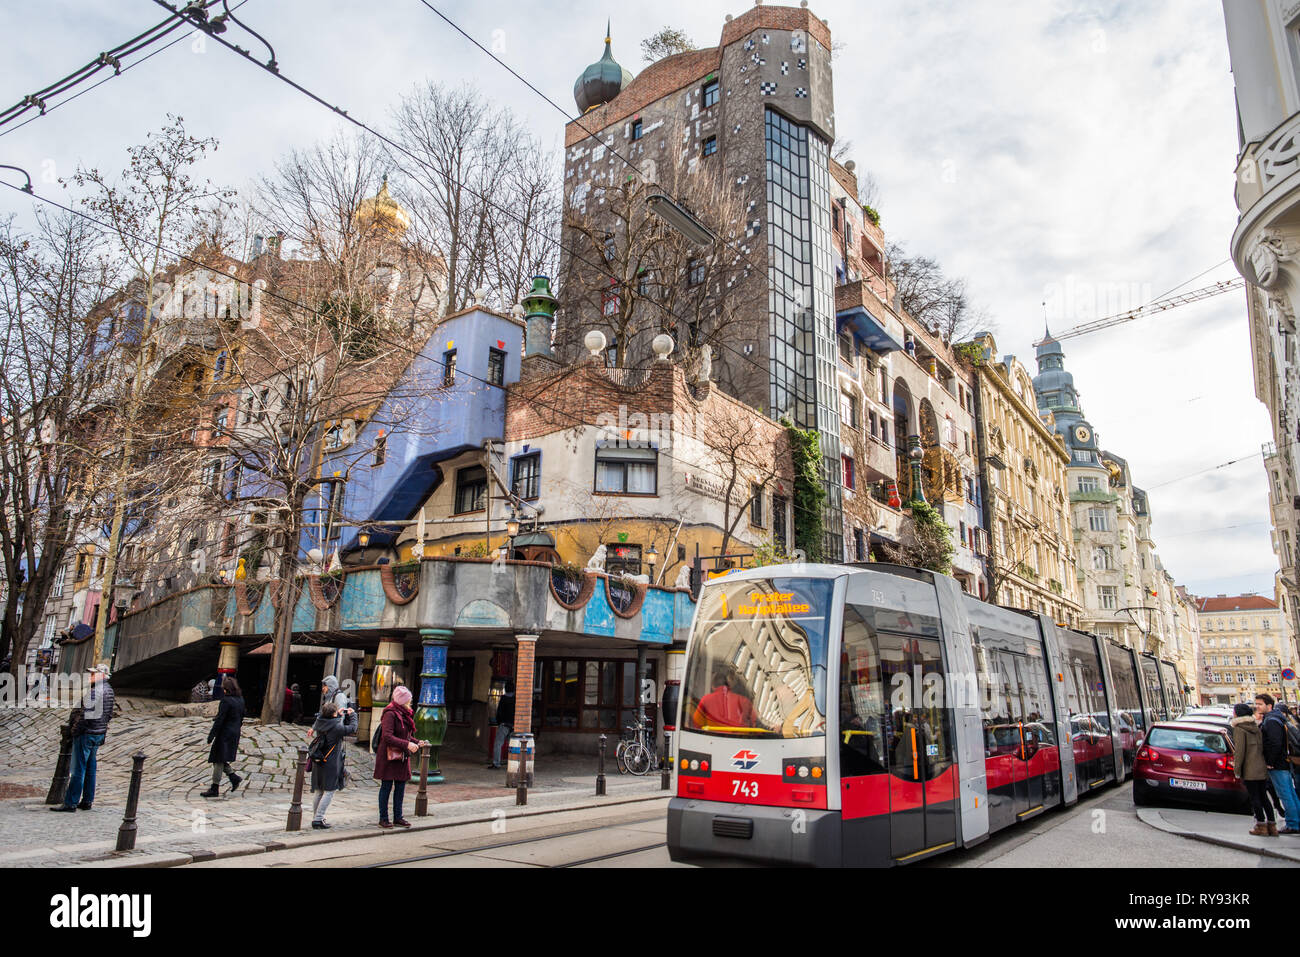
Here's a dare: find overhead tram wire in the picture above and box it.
[150,0,795,408]
[0,0,253,141]
[1144,452,1260,491]
[0,1,222,134]
[0,176,837,532]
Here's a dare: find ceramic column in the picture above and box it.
[413,629,451,784]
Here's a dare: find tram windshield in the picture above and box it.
[681,576,832,739]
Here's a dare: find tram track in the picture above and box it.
[364,812,667,868]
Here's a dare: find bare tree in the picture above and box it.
[388,82,560,314]
[69,115,230,665]
[0,212,117,674]
[641,27,696,63]
[886,242,986,343]
[560,127,758,385]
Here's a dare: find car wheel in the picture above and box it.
[1132,783,1149,807]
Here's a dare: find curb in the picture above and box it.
[74,791,672,868]
[1136,807,1300,863]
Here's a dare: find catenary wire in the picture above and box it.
[0,0,252,141]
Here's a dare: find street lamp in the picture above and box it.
[646,193,715,246]
[506,511,520,539]
[358,531,370,549]
[646,543,659,579]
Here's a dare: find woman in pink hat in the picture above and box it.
[373,685,423,828]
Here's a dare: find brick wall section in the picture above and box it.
[507,358,676,440]
[513,635,537,734]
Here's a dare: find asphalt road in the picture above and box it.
[188,785,1294,868]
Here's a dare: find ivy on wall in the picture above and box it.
[787,424,825,563]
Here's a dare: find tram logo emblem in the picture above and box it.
[731,749,760,771]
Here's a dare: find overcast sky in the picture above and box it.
[0,0,1274,599]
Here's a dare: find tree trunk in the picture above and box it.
[260,508,303,724]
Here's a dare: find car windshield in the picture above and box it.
[1147,728,1228,754]
[681,576,832,739]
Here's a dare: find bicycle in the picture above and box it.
[616,718,657,776]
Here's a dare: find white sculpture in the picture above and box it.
[695,344,713,384]
[674,564,692,589]
[586,543,608,571]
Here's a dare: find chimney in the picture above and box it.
[267,232,284,258]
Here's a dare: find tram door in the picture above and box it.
[882,633,957,862]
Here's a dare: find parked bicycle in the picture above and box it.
[616,717,657,775]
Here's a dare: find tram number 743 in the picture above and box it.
[732,780,759,798]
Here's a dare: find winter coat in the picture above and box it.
[372,702,418,782]
[309,709,358,792]
[1262,709,1290,770]
[207,695,245,764]
[1231,715,1267,781]
[76,680,115,737]
[495,692,516,727]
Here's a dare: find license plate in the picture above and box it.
[1168,778,1207,791]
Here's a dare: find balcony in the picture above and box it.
[859,434,897,483]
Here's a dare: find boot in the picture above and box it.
[227,772,242,793]
[199,784,220,798]
[1249,822,1270,836]
[1268,821,1279,836]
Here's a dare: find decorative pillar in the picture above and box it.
[355,653,375,744]
[522,276,558,359]
[906,435,926,505]
[508,634,538,788]
[370,638,404,750]
[413,629,451,784]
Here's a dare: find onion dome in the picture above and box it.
[355,174,411,235]
[574,21,634,113]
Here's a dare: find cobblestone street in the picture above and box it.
[0,699,663,867]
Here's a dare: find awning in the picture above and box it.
[513,531,555,549]
[837,305,905,354]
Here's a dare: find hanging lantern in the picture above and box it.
[887,481,902,509]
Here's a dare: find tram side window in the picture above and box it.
[839,606,886,776]
[1014,653,1057,748]
[1105,646,1144,735]
[979,646,1023,756]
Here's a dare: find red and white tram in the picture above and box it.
[667,562,1188,867]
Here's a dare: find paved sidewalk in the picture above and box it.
[1137,806,1300,863]
[0,697,668,867]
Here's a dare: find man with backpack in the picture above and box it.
[1258,693,1300,834]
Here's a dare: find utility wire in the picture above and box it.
[1144,453,1260,491]
[0,0,251,141]
[0,2,222,133]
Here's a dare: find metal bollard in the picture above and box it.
[115,752,146,852]
[596,734,607,796]
[660,732,671,791]
[45,715,75,805]
[286,746,307,832]
[415,744,430,817]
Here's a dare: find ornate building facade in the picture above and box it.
[1222,1,1300,646]
[966,333,1081,624]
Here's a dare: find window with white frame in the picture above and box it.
[594,447,657,495]
[1098,585,1118,610]
[1088,507,1111,532]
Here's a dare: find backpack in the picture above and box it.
[371,723,383,751]
[1284,716,1300,765]
[308,730,336,767]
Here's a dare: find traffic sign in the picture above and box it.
[1283,668,1296,681]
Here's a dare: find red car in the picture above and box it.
[1132,720,1249,812]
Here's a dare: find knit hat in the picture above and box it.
[392,685,413,706]
[1234,703,1252,717]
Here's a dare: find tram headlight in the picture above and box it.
[680,758,689,770]
[811,766,823,779]
[798,766,809,778]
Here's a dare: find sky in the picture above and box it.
[0,0,1277,599]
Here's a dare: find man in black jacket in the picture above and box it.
[1257,693,1300,834]
[50,665,115,812]
[490,683,515,769]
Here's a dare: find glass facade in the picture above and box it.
[765,109,843,558]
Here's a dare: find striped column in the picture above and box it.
[370,638,404,749]
[508,634,538,788]
[216,641,239,698]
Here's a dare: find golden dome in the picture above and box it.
[355,175,411,235]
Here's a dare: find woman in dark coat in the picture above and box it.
[201,676,245,798]
[373,685,423,828]
[309,700,357,829]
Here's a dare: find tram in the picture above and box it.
[666,562,1189,867]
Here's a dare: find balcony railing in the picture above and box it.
[1069,490,1118,505]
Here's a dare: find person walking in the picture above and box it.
[308,700,357,829]
[1258,693,1300,833]
[321,674,349,712]
[490,682,515,769]
[201,677,245,798]
[373,685,423,828]
[50,664,116,813]
[1232,703,1275,836]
